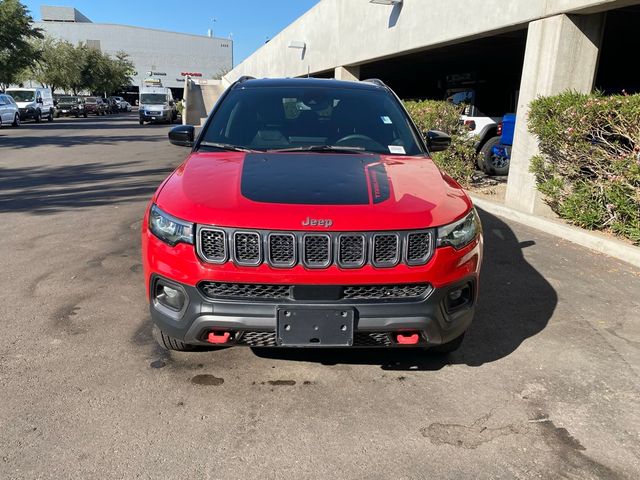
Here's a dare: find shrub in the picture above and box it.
[528,91,640,245]
[403,100,477,187]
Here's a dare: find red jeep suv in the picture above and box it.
[142,77,482,352]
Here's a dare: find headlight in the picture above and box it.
[149,205,194,246]
[437,209,481,249]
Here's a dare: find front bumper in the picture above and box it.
[19,108,36,120]
[57,108,80,116]
[140,111,170,122]
[149,274,477,348]
[142,209,482,348]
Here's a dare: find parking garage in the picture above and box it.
[222,0,640,217]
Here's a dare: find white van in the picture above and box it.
[5,87,55,122]
[139,86,177,125]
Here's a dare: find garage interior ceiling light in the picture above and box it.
[288,41,306,49]
[369,0,402,5]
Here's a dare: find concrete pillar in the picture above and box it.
[505,13,605,214]
[334,65,360,81]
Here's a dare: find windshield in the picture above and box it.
[59,97,77,103]
[200,86,424,155]
[6,90,34,102]
[141,94,167,104]
[446,89,475,106]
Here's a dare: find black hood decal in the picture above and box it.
[241,153,388,205]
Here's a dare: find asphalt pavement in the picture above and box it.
[1,113,639,479]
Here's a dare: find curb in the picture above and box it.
[470,195,640,269]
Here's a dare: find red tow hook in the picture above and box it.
[207,331,231,344]
[396,333,420,345]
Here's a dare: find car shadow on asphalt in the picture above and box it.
[252,209,558,371]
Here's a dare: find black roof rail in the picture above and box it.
[237,76,256,83]
[362,78,388,88]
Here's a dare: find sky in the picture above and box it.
[21,0,321,65]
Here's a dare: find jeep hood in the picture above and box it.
[155,152,472,231]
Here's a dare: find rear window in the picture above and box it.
[201,85,424,155]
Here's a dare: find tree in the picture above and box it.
[19,37,81,93]
[77,44,134,95]
[0,0,42,88]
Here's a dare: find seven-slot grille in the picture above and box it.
[197,226,434,269]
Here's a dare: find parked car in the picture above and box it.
[5,87,55,122]
[139,86,177,124]
[143,77,483,353]
[110,96,125,110]
[0,93,20,127]
[103,97,118,114]
[121,101,132,112]
[479,113,516,175]
[55,96,87,118]
[84,97,106,116]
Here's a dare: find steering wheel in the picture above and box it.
[334,134,384,150]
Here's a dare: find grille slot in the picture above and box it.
[373,234,400,267]
[199,282,290,300]
[342,284,430,300]
[268,233,296,267]
[303,235,331,268]
[199,228,227,263]
[406,231,433,265]
[234,232,261,265]
[338,235,366,268]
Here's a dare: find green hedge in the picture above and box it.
[529,92,640,245]
[403,100,477,187]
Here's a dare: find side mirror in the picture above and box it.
[37,97,43,104]
[426,130,451,152]
[168,125,194,147]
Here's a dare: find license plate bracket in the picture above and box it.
[277,307,354,347]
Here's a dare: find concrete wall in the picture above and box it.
[226,0,635,82]
[183,79,225,126]
[37,22,233,89]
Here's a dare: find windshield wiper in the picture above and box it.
[267,145,367,154]
[198,142,258,152]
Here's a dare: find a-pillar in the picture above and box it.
[505,13,605,213]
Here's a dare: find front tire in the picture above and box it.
[35,110,41,123]
[153,326,193,351]
[47,109,54,121]
[479,136,500,174]
[483,137,511,176]
[139,119,144,125]
[12,114,20,127]
[429,332,465,354]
